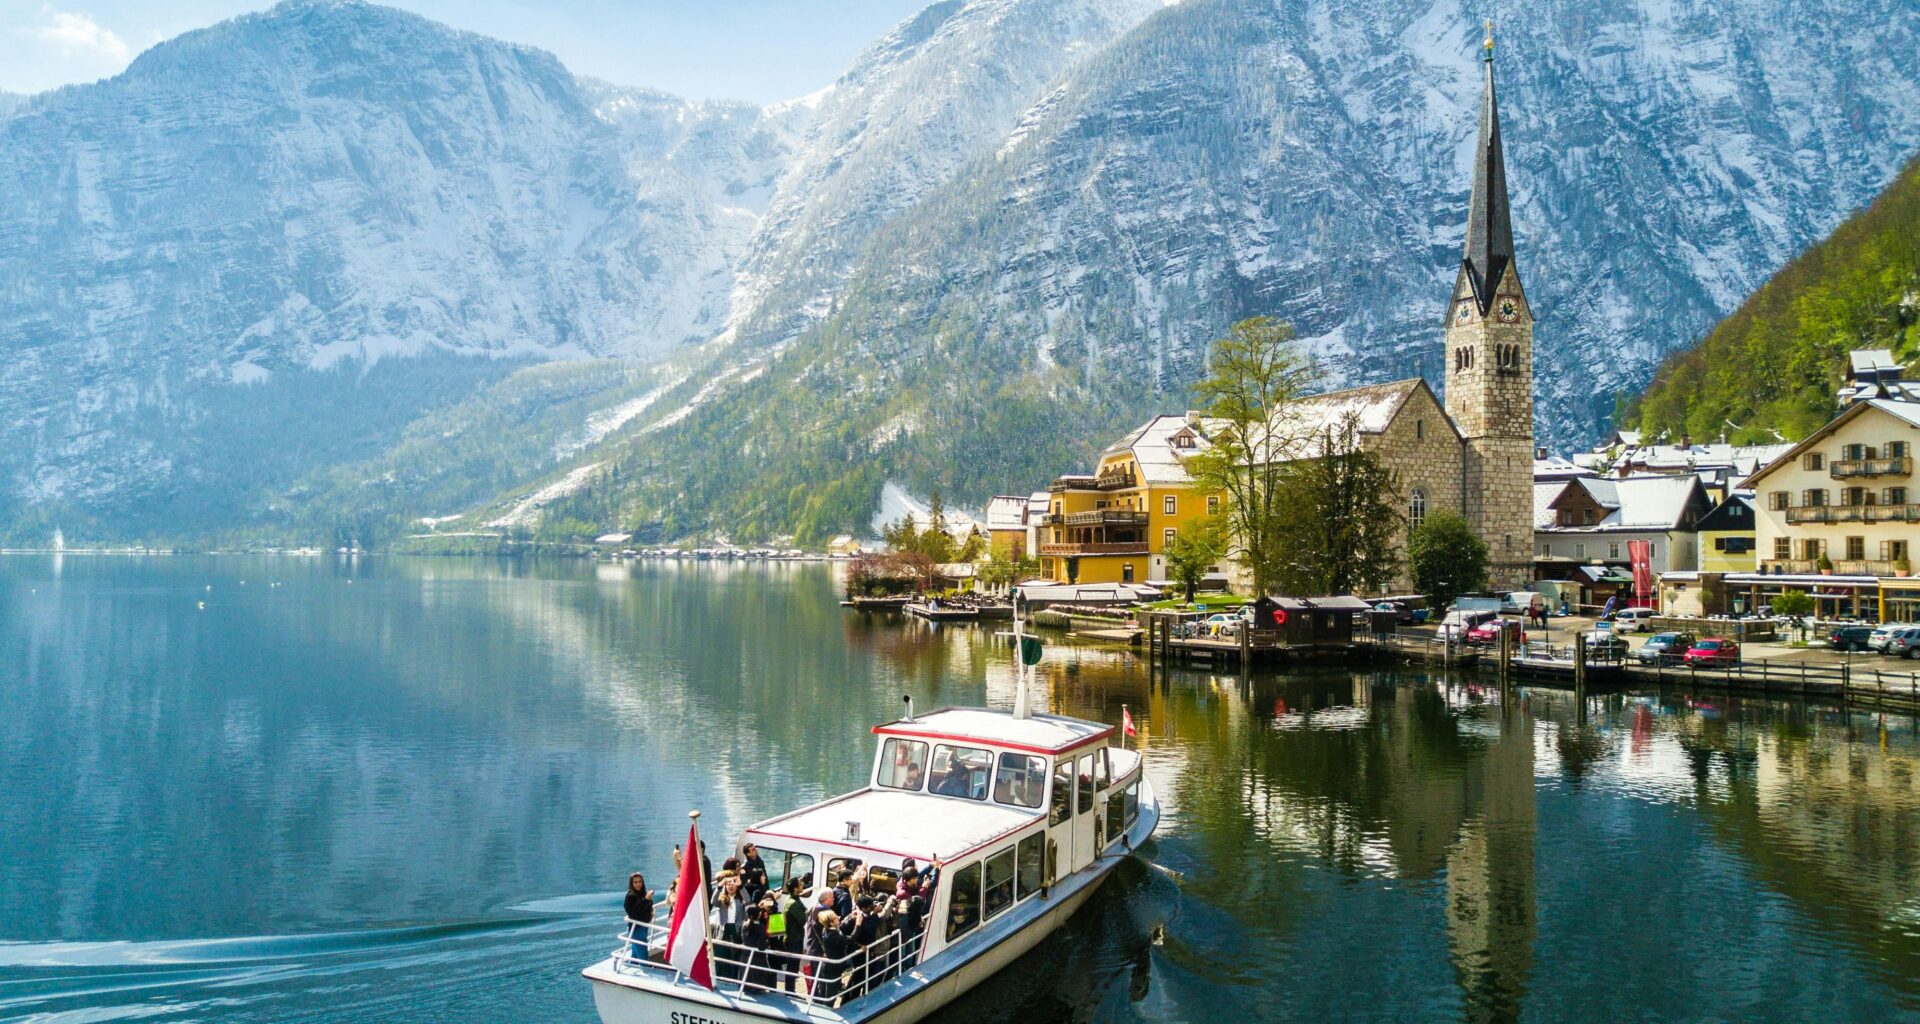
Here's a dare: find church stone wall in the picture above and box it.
[1363,385,1467,593]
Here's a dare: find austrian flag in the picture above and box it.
[1122,705,1136,737]
[664,817,713,989]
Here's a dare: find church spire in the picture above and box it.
[1461,20,1516,315]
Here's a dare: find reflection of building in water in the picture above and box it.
[1444,708,1536,1024]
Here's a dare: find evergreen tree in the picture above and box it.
[1269,414,1402,596]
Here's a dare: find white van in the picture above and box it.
[1500,591,1545,616]
[1612,607,1657,633]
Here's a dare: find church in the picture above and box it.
[1252,26,1536,591]
[1033,29,1535,593]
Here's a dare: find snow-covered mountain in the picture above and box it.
[5,0,1920,542]
[0,0,794,529]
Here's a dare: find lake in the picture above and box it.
[3,555,1918,1023]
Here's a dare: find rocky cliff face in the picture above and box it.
[0,0,793,529]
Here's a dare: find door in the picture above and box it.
[1047,758,1073,882]
[1071,752,1097,873]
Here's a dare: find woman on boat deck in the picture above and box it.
[623,873,654,959]
[814,910,852,1003]
[709,874,748,983]
[742,901,776,992]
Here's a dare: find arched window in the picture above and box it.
[1409,488,1428,530]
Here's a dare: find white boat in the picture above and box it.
[583,672,1159,1023]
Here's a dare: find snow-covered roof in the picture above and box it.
[1533,481,1567,529]
[984,495,1028,531]
[1851,349,1898,375]
[1744,398,1920,487]
[1540,474,1702,532]
[1026,490,1051,516]
[1102,414,1216,485]
[1533,454,1591,480]
[1258,378,1438,462]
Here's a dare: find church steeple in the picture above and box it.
[1460,21,1517,315]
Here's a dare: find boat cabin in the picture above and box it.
[739,708,1145,961]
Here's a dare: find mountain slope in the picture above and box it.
[0,0,795,539]
[542,0,1920,543]
[1631,155,1920,444]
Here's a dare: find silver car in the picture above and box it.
[1887,628,1920,659]
[1869,625,1902,653]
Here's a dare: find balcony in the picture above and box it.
[1094,470,1138,491]
[1760,558,1901,577]
[1061,510,1149,527]
[1831,456,1912,478]
[1785,503,1920,524]
[1039,542,1150,557]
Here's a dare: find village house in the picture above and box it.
[983,495,1031,560]
[1532,474,1712,606]
[1038,414,1229,586]
[1695,493,1759,573]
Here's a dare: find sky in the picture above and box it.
[0,0,930,102]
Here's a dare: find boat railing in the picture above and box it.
[611,909,927,1009]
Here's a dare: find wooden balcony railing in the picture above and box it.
[1785,503,1920,524]
[1760,559,1901,576]
[1040,542,1150,557]
[1061,510,1149,526]
[1831,457,1912,478]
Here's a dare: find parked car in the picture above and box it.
[1202,611,1249,637]
[1610,607,1658,633]
[1636,631,1698,665]
[1828,625,1875,651]
[1500,590,1546,616]
[1373,601,1414,625]
[1868,626,1899,652]
[1438,608,1497,639]
[1582,631,1631,659]
[1683,637,1741,666]
[1466,618,1527,647]
[1886,627,1920,659]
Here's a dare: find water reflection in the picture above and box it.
[2,557,1918,1023]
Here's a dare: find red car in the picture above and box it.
[1683,637,1741,666]
[1465,618,1527,647]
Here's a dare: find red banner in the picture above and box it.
[1627,539,1654,607]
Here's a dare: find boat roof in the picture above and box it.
[872,707,1114,756]
[745,788,1038,866]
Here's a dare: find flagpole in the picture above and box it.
[689,809,712,968]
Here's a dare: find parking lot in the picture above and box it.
[1401,614,1919,669]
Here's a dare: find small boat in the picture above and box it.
[584,619,1158,1024]
[904,602,980,622]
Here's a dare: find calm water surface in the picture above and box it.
[3,555,1919,1023]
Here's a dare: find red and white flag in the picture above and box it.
[664,819,713,989]
[1122,705,1137,738]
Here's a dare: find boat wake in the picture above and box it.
[0,899,617,1023]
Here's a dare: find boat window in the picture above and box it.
[755,846,813,896]
[1076,753,1095,816]
[1015,832,1044,900]
[826,857,862,900]
[1125,782,1139,827]
[993,752,1047,809]
[983,848,1016,920]
[929,744,994,800]
[1095,748,1110,791]
[1049,760,1072,825]
[945,862,982,941]
[1107,788,1126,844]
[877,738,928,791]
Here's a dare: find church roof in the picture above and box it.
[1460,31,1517,314]
[1257,378,1455,462]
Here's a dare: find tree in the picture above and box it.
[1164,515,1228,602]
[1772,588,1815,640]
[977,555,1041,592]
[1408,508,1489,613]
[1268,414,1403,596]
[1185,317,1318,594]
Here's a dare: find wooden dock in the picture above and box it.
[905,602,980,622]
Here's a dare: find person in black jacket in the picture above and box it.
[815,910,851,1003]
[624,873,655,960]
[742,901,776,992]
[741,844,769,901]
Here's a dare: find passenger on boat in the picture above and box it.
[814,910,852,1002]
[710,875,748,983]
[742,901,776,992]
[623,873,654,959]
[769,883,801,990]
[904,763,924,789]
[828,872,854,916]
[740,843,769,900]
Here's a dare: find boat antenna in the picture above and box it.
[902,694,915,722]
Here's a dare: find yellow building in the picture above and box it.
[1037,415,1227,586]
[1695,493,1758,573]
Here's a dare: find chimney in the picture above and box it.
[1185,409,1204,428]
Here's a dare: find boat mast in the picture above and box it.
[1012,590,1032,720]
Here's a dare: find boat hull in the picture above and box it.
[587,780,1159,1024]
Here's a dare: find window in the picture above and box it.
[1847,536,1866,561]
[1802,539,1825,561]
[1575,543,1586,559]
[945,862,982,941]
[1802,489,1828,507]
[1582,508,1595,524]
[877,738,929,791]
[1206,495,1220,516]
[1163,528,1176,549]
[1887,487,1908,505]
[1415,419,1426,440]
[1122,563,1134,583]
[1095,748,1110,792]
[755,846,814,896]
[1125,782,1140,827]
[1608,542,1621,560]
[1843,443,1867,460]
[1409,488,1428,529]
[1076,753,1095,817]
[1049,760,1072,825]
[1884,539,1911,562]
[1804,452,1825,471]
[928,744,994,800]
[1891,441,1911,459]
[982,848,1016,921]
[1107,788,1126,845]
[1163,495,1177,515]
[993,752,1047,809]
[1015,833,1044,900]
[1769,491,1789,511]
[1774,538,1791,560]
